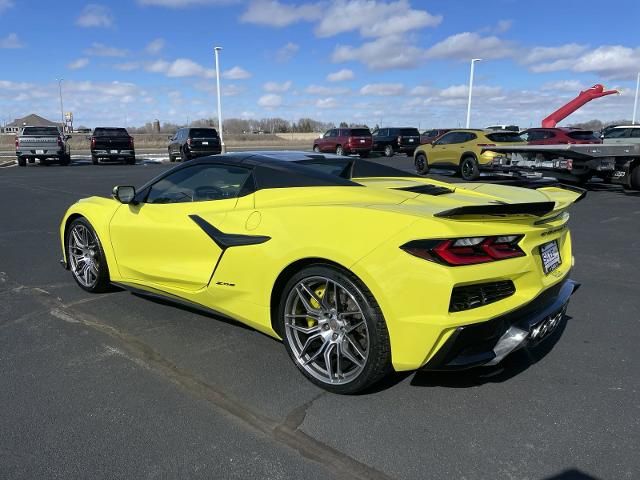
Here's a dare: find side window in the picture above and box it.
[435,132,457,145]
[543,131,556,140]
[527,131,542,141]
[146,164,252,204]
[462,132,477,142]
[329,129,338,138]
[629,129,640,138]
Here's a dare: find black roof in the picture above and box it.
[137,151,418,196]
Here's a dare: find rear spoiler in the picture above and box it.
[434,201,556,218]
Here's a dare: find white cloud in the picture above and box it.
[439,84,502,99]
[315,0,441,38]
[360,83,405,96]
[540,80,584,92]
[0,33,23,48]
[223,84,246,96]
[305,84,349,95]
[316,97,338,109]
[410,85,434,96]
[240,0,321,27]
[68,58,90,70]
[76,4,113,28]
[84,42,128,57]
[145,38,165,55]
[327,69,354,82]
[222,66,251,80]
[425,32,515,60]
[144,58,215,78]
[275,42,299,62]
[0,0,14,14]
[258,94,283,108]
[521,43,588,65]
[146,59,170,73]
[494,19,512,34]
[264,81,292,93]
[333,35,422,70]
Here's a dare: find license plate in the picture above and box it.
[409,138,414,142]
[36,149,44,154]
[202,141,209,145]
[540,240,561,274]
[110,150,118,154]
[613,171,625,177]
[360,139,365,143]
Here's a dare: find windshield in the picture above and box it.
[567,131,597,140]
[603,128,630,139]
[93,128,129,136]
[400,128,420,136]
[486,132,524,142]
[190,128,218,138]
[22,126,59,136]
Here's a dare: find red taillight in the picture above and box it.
[187,137,192,146]
[15,136,19,147]
[397,136,402,145]
[129,137,135,149]
[347,136,354,146]
[401,235,525,266]
[90,137,96,148]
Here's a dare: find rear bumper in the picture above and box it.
[93,149,135,158]
[17,150,64,158]
[422,278,579,370]
[345,145,372,153]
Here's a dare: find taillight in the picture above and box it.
[401,235,525,266]
[57,136,64,147]
[347,136,354,146]
[90,137,96,148]
[15,136,19,148]
[397,135,402,145]
[129,137,135,149]
[187,137,192,146]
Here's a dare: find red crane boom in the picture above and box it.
[541,84,619,128]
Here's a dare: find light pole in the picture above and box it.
[633,72,640,125]
[56,78,65,132]
[214,46,226,153]
[465,58,482,128]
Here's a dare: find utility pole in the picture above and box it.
[56,78,65,132]
[466,59,482,128]
[214,46,226,153]
[633,72,640,125]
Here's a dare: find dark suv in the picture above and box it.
[313,128,372,156]
[168,127,221,162]
[372,127,421,157]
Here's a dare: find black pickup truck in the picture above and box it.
[372,127,421,157]
[90,127,135,165]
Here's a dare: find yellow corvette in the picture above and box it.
[60,151,583,394]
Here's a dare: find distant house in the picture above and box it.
[2,114,62,134]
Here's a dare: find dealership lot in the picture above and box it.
[1,156,638,479]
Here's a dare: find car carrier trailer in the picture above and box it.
[481,143,640,189]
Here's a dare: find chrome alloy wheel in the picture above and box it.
[284,276,369,385]
[68,224,100,288]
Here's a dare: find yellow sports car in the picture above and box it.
[414,129,524,180]
[60,151,582,394]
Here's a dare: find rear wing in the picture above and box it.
[435,184,585,219]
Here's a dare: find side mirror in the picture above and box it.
[431,140,437,145]
[112,185,136,204]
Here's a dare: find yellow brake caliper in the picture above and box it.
[308,286,326,327]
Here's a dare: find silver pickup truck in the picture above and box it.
[15,126,72,166]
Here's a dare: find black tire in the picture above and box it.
[181,147,191,162]
[629,164,640,190]
[313,145,321,153]
[126,156,136,165]
[65,217,112,293]
[415,152,429,175]
[278,264,391,394]
[60,154,71,166]
[406,150,415,157]
[335,145,344,156]
[17,156,26,167]
[91,155,99,165]
[460,156,480,181]
[360,151,370,158]
[384,145,394,157]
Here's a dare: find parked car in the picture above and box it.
[520,128,601,145]
[485,125,520,132]
[413,129,524,180]
[168,127,222,162]
[312,128,372,156]
[372,127,421,157]
[90,127,136,165]
[602,125,640,144]
[420,129,451,145]
[603,125,640,189]
[15,126,71,167]
[59,151,582,393]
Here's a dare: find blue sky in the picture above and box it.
[1,0,639,129]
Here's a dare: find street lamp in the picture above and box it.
[633,72,639,125]
[214,46,226,154]
[56,78,65,133]
[465,58,482,129]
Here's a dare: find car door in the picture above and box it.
[109,163,253,292]
[169,129,181,155]
[317,130,331,151]
[430,132,460,165]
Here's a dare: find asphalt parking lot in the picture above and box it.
[1,154,638,480]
